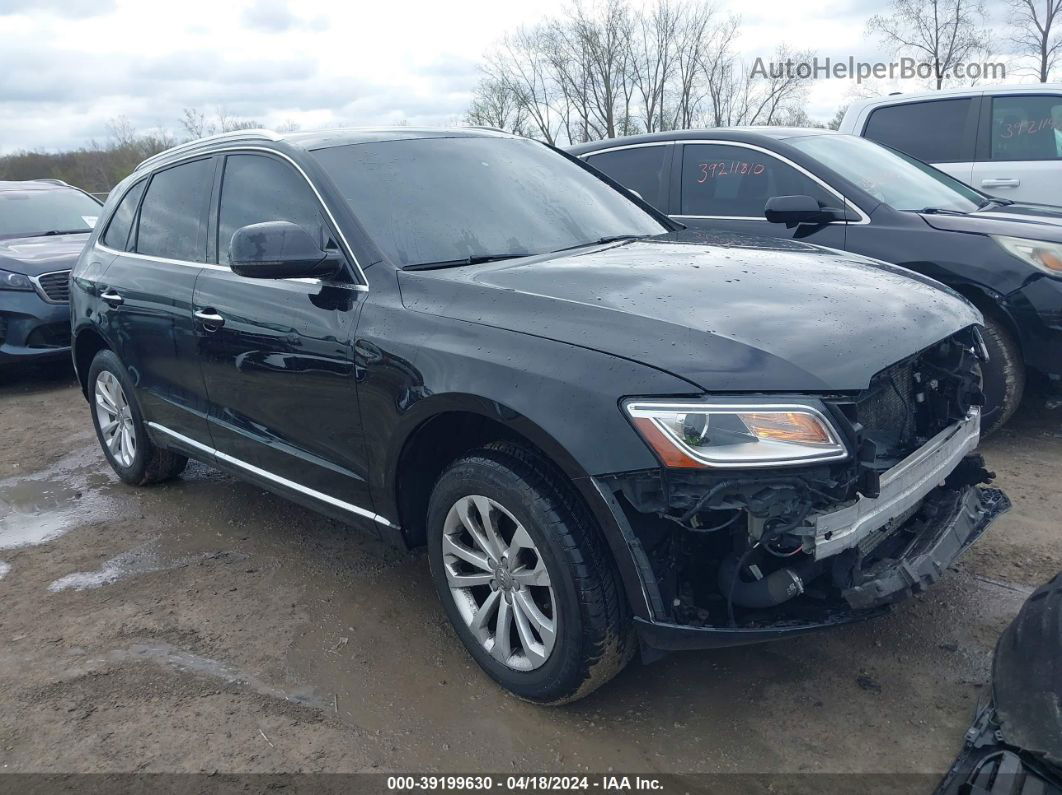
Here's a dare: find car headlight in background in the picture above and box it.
[625,401,848,468]
[993,235,1062,275]
[0,269,34,291]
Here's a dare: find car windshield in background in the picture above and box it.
[311,136,666,268]
[0,188,101,239]
[787,134,983,214]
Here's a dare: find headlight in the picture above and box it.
[993,235,1062,275]
[625,400,848,468]
[0,269,33,291]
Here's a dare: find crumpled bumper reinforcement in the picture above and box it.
[634,484,1010,652]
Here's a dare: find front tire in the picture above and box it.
[979,315,1024,436]
[427,443,632,704]
[88,349,187,485]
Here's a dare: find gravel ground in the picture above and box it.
[0,361,1059,780]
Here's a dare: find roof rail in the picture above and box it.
[136,128,282,172]
[463,125,514,135]
[35,178,69,186]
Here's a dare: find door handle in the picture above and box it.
[980,178,1020,188]
[100,289,124,307]
[194,309,225,330]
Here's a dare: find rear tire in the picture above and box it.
[979,315,1024,436]
[427,442,633,704]
[88,349,187,485]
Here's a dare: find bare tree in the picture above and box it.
[466,77,530,134]
[484,26,565,144]
[1007,0,1062,81]
[826,105,848,130]
[470,0,814,143]
[868,0,991,89]
[179,108,210,138]
[179,107,264,139]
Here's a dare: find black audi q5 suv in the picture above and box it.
[71,127,1007,703]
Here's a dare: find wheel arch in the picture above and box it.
[947,281,1025,356]
[72,326,111,397]
[388,395,592,549]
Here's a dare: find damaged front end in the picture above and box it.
[601,327,1011,654]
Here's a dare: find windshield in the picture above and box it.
[0,188,100,239]
[787,134,983,213]
[311,136,667,267]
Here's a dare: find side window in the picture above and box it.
[101,180,146,251]
[862,99,973,163]
[135,159,213,262]
[989,96,1062,161]
[585,145,670,212]
[679,144,837,218]
[217,154,327,266]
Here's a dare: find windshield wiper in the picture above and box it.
[550,234,650,255]
[402,253,521,271]
[916,207,969,216]
[978,197,1015,209]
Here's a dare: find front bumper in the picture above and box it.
[634,480,1009,652]
[0,289,71,365]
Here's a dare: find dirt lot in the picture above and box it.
[0,361,1060,780]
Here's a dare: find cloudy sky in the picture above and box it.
[0,0,1028,154]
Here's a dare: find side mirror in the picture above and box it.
[229,221,342,280]
[764,195,846,228]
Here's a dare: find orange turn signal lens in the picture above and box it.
[737,411,834,445]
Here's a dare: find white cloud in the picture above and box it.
[0,0,1036,154]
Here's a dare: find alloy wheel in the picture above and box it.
[94,371,136,468]
[441,495,557,671]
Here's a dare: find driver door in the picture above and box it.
[192,152,373,515]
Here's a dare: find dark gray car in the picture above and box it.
[0,180,100,370]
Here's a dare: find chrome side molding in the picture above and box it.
[145,421,396,529]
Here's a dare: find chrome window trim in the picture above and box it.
[669,139,872,225]
[95,241,366,291]
[29,269,72,304]
[113,145,369,288]
[147,422,395,528]
[582,141,676,157]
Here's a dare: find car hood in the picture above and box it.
[399,231,980,392]
[0,233,89,277]
[920,203,1062,243]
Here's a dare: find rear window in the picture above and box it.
[989,95,1062,161]
[134,159,213,262]
[863,99,974,163]
[102,180,146,251]
[585,145,670,212]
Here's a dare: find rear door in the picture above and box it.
[583,143,674,212]
[860,96,981,185]
[972,93,1062,204]
[673,142,849,248]
[95,158,215,445]
[192,152,372,514]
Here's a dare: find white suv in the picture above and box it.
[839,84,1062,205]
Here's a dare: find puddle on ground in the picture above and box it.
[48,539,199,592]
[0,448,126,550]
[0,561,9,580]
[109,641,327,709]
